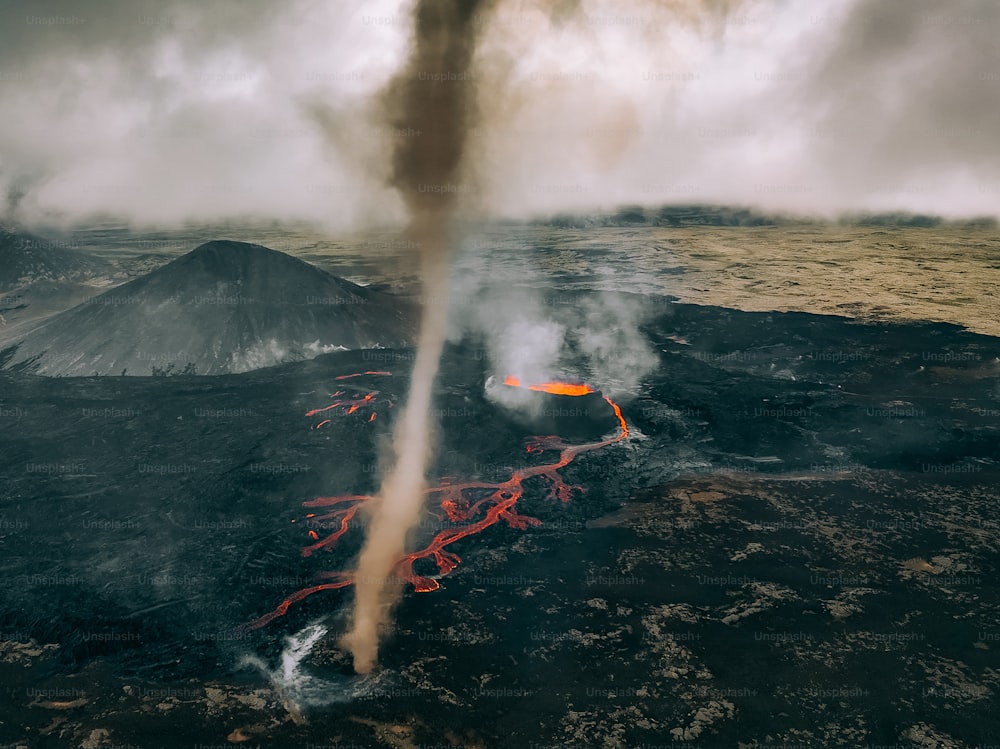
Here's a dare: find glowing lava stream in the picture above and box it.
[304,372,393,428]
[245,376,629,630]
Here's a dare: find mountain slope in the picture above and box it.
[2,240,416,376]
[0,225,111,290]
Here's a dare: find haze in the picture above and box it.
[1,0,997,229]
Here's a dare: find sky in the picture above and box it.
[0,0,997,229]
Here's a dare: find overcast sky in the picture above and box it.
[1,0,997,229]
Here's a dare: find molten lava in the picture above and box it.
[245,374,628,631]
[304,372,392,429]
[502,375,595,397]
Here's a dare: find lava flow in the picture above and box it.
[502,375,596,397]
[245,375,628,630]
[305,371,393,428]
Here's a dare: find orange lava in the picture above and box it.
[305,372,392,428]
[245,374,628,630]
[502,375,595,397]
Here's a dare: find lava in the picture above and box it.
[502,375,596,397]
[246,375,628,631]
[334,371,392,380]
[304,371,392,428]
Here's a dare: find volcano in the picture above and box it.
[0,225,110,290]
[1,240,416,376]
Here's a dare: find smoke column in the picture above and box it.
[342,0,490,674]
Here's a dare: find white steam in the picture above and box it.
[450,235,659,402]
[239,621,388,714]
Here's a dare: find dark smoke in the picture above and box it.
[342,0,492,675]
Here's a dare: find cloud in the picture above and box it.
[0,0,409,227]
[789,0,1000,211]
[472,0,1000,218]
[0,0,997,228]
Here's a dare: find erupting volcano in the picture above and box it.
[245,373,628,633]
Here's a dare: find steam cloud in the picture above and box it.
[341,0,491,674]
[451,259,660,414]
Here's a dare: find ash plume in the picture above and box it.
[342,0,491,674]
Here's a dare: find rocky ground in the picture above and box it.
[0,291,998,746]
